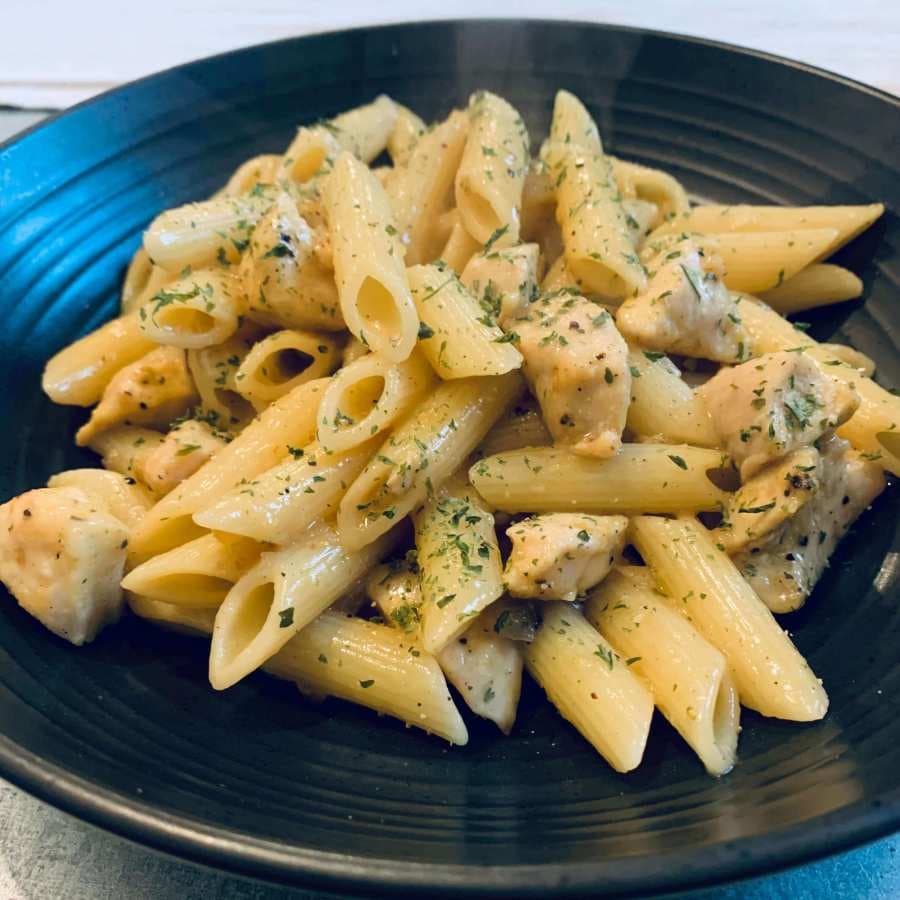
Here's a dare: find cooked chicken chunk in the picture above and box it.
[76,346,197,445]
[137,419,227,495]
[460,243,541,325]
[716,448,821,554]
[504,513,628,601]
[512,291,630,458]
[616,241,750,362]
[367,564,522,733]
[733,435,885,612]
[48,469,154,530]
[0,487,129,644]
[697,350,859,480]
[437,606,523,735]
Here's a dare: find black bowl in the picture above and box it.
[0,20,897,898]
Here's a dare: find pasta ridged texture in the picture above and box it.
[629,515,828,721]
[316,350,435,454]
[338,372,521,551]
[209,522,400,689]
[130,596,467,745]
[587,567,739,775]
[324,153,419,362]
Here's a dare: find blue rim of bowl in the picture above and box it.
[0,20,898,895]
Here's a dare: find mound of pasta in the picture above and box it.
[2,89,894,776]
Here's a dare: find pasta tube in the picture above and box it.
[338,372,520,550]
[626,350,719,447]
[455,91,530,245]
[414,478,504,654]
[387,110,469,265]
[138,268,246,349]
[609,157,689,226]
[130,597,467,745]
[587,567,740,775]
[629,515,828,721]
[193,439,377,545]
[128,377,328,561]
[280,95,398,183]
[42,312,157,406]
[477,399,552,457]
[143,189,273,272]
[209,522,398,689]
[525,603,653,772]
[121,533,264,607]
[469,445,728,514]
[387,104,425,166]
[367,564,523,733]
[407,263,523,378]
[316,350,435,454]
[234,329,340,411]
[323,152,418,362]
[653,203,884,260]
[759,263,863,314]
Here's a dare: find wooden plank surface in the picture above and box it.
[1,1,898,108]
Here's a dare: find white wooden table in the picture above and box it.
[1,1,898,108]
[1,4,899,898]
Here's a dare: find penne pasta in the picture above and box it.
[387,104,425,167]
[629,515,828,721]
[317,350,435,454]
[186,331,258,430]
[138,268,246,349]
[525,603,654,772]
[130,596,467,745]
[609,157,690,227]
[547,90,601,151]
[267,609,468,745]
[193,438,377,545]
[280,95,398,183]
[209,522,398,689]
[626,350,720,447]
[414,478,504,654]
[387,110,469,265]
[477,398,552,457]
[759,263,863,313]
[338,372,520,550]
[544,139,647,298]
[323,152,418,362]
[470,444,729,514]
[407,263,523,378]
[455,91,530,246]
[121,533,264,607]
[11,86,894,773]
[233,329,340,412]
[653,203,884,260]
[128,377,329,562]
[586,567,740,775]
[367,563,523,733]
[221,154,281,196]
[42,312,158,407]
[127,594,218,636]
[439,215,483,273]
[143,189,274,272]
